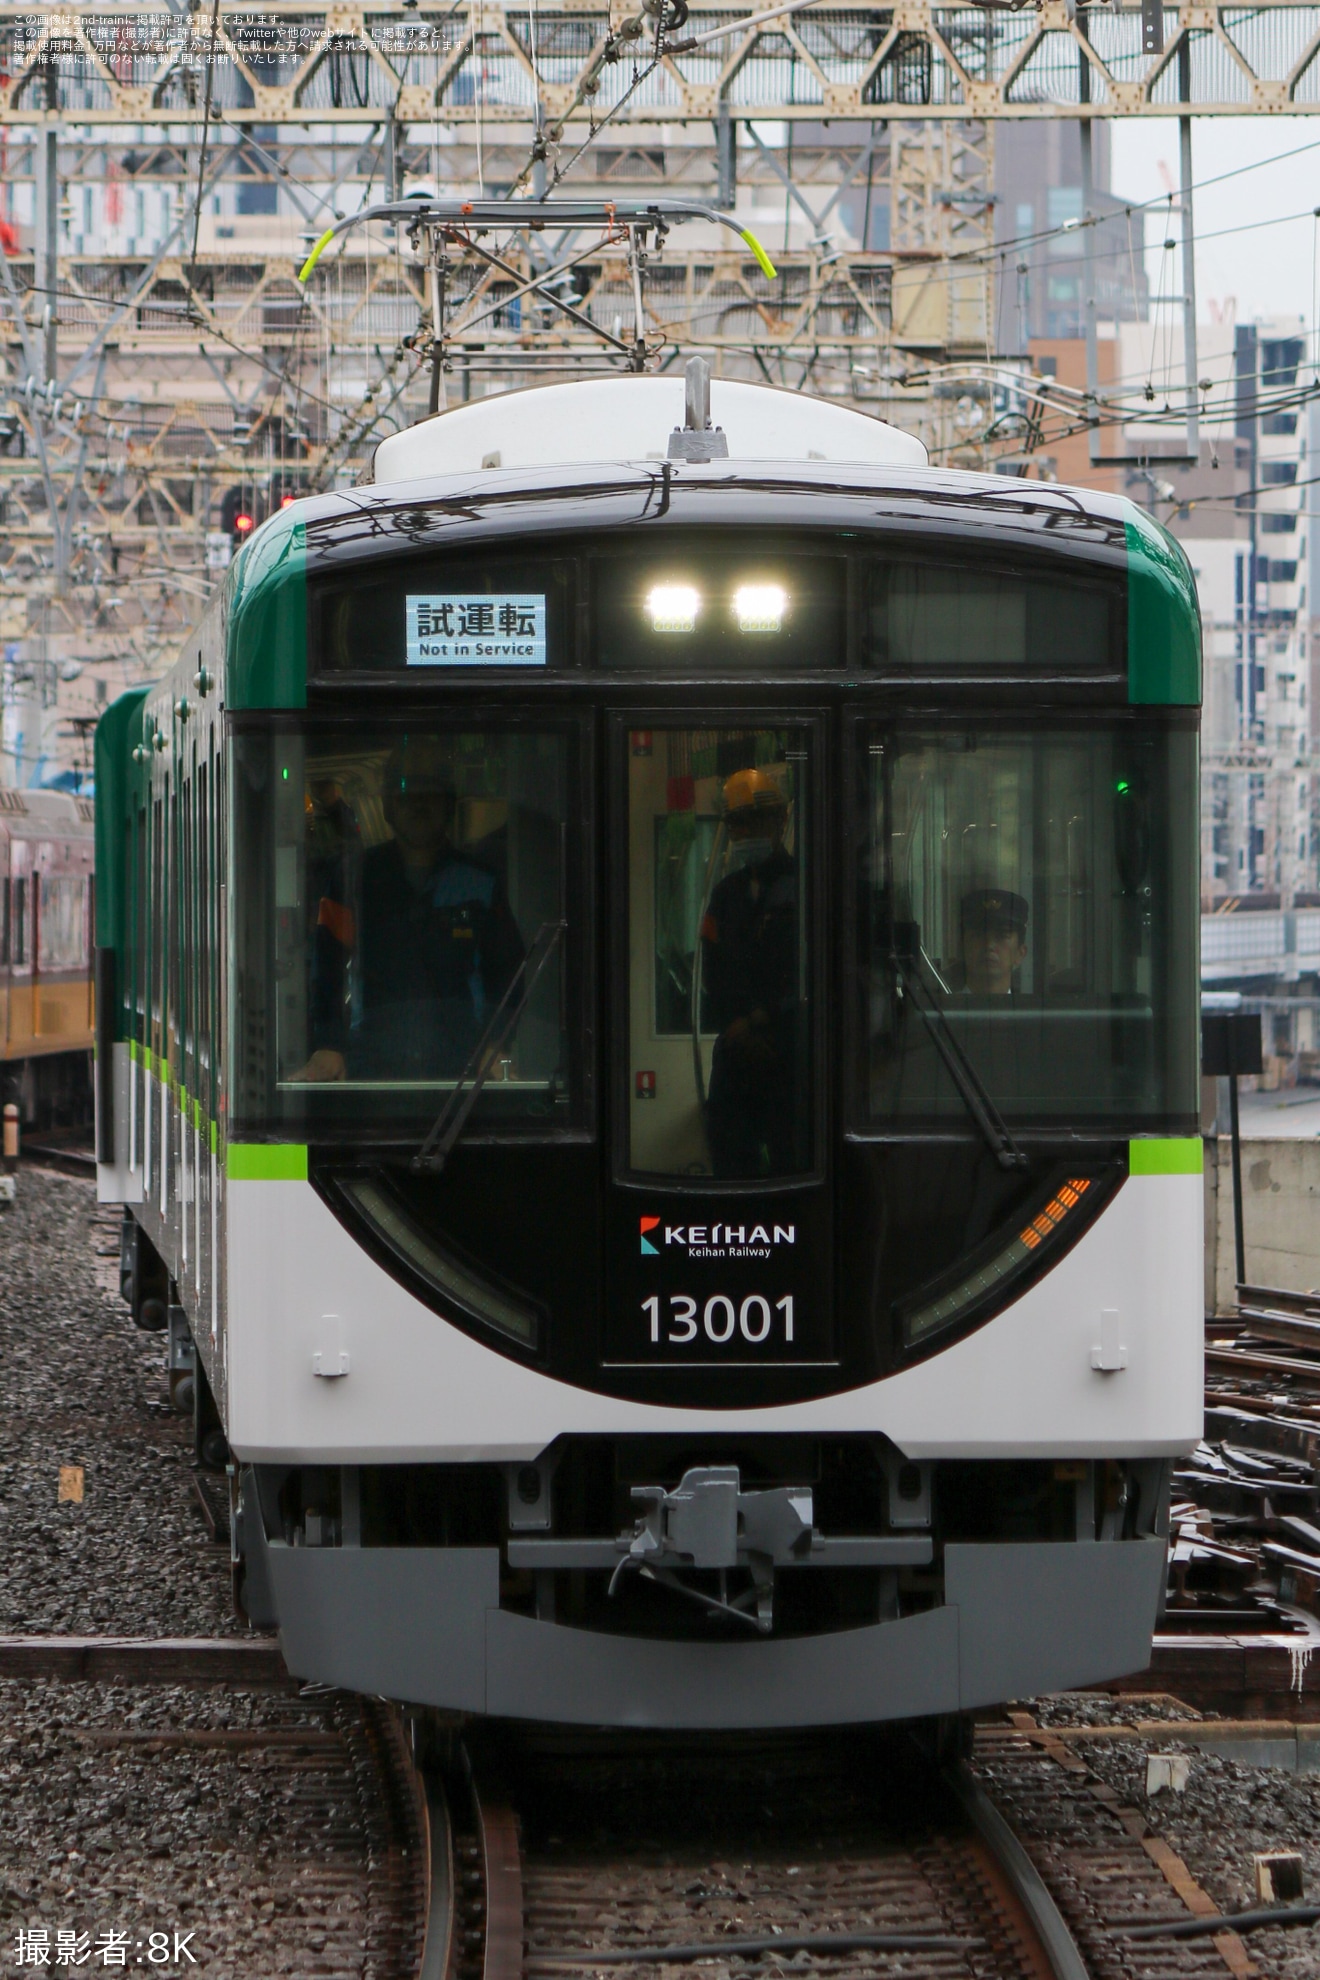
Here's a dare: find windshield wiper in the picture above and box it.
[890,935,1028,1172]
[412,919,567,1174]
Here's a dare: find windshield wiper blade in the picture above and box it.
[412,919,567,1174]
[892,945,1028,1172]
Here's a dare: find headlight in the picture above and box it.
[647,584,701,633]
[733,584,787,633]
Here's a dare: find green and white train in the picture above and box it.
[96,366,1203,1727]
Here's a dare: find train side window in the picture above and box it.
[198,759,210,1113]
[37,877,87,969]
[625,726,814,1180]
[151,799,163,1062]
[133,807,146,1051]
[183,768,195,1098]
[0,878,8,965]
[169,785,182,1088]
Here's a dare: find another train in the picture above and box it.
[1,787,96,1124]
[96,366,1203,1728]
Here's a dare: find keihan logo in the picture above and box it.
[637,1215,794,1261]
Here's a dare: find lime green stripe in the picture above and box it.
[226,1142,309,1182]
[137,1047,220,1144]
[1130,1136,1203,1176]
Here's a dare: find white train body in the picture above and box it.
[97,374,1203,1726]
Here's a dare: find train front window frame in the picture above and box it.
[850,714,1200,1135]
[229,715,592,1144]
[307,531,1125,682]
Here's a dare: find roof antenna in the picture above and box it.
[668,355,729,463]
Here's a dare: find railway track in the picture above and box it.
[17,1126,96,1176]
[11,1636,1320,1977]
[412,1727,1091,1980]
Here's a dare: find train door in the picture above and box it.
[605,715,833,1383]
[0,824,10,1056]
[6,840,33,1058]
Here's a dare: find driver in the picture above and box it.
[700,767,801,1178]
[959,887,1028,995]
[295,739,524,1082]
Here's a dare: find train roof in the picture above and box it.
[370,376,928,483]
[281,457,1138,582]
[0,788,94,840]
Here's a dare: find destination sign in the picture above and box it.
[406,594,547,667]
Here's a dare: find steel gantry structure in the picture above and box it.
[8,2,1320,128]
[4,0,1320,764]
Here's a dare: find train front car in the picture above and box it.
[96,374,1203,1728]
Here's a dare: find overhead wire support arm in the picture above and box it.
[298,200,777,286]
[440,227,639,358]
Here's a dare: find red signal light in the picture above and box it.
[280,494,296,508]
[234,512,255,534]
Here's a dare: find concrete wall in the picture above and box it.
[1204,1135,1320,1314]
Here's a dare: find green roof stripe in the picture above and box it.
[226,1143,309,1182]
[1125,508,1202,706]
[227,508,307,711]
[1129,1137,1203,1176]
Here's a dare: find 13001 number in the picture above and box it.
[642,1293,795,1346]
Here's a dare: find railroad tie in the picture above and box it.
[1005,1709,1258,1979]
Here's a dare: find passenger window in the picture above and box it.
[12,877,27,967]
[626,727,813,1179]
[37,877,87,969]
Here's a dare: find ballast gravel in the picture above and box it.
[10,1169,1320,1977]
[0,1681,388,1978]
[0,1167,238,1638]
[0,1170,415,1976]
[1080,1735,1320,1980]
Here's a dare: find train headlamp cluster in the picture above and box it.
[734,584,787,633]
[646,585,701,633]
[644,582,788,635]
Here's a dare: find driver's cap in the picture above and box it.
[961,887,1028,935]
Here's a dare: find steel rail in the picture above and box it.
[418,1769,457,1980]
[476,1783,525,1980]
[448,1730,1092,1980]
[947,1759,1091,1980]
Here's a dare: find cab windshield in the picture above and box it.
[858,724,1199,1130]
[230,724,583,1138]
